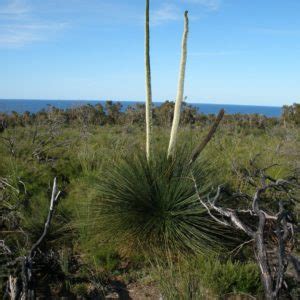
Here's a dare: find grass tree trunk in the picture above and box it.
[167,11,189,159]
[145,0,152,161]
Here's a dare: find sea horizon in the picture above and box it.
[0,99,283,117]
[0,98,283,107]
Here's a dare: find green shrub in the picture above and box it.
[152,255,262,299]
[1,121,298,297]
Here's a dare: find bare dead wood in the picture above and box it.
[3,178,61,300]
[193,167,299,300]
[255,211,273,300]
[23,178,61,299]
[28,178,61,258]
[193,181,255,236]
[7,275,18,300]
[229,239,254,256]
[273,201,290,296]
[189,109,225,165]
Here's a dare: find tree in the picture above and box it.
[105,101,122,125]
[153,101,174,126]
[281,103,300,126]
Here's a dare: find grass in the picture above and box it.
[152,254,263,299]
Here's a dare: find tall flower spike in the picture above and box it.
[145,0,153,162]
[168,11,189,159]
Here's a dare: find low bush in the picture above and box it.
[152,255,262,299]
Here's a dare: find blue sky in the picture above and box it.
[0,0,300,106]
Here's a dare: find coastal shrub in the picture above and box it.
[1,121,299,298]
[152,255,262,299]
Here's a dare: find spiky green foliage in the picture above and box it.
[93,147,238,255]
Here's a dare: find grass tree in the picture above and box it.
[145,0,152,161]
[93,2,229,258]
[167,11,189,158]
[94,147,237,256]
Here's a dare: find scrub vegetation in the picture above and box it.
[1,0,300,298]
[0,105,299,299]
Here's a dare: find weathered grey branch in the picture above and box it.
[193,183,254,236]
[252,179,289,212]
[274,201,288,297]
[8,275,18,300]
[28,178,61,258]
[202,184,254,236]
[4,178,61,300]
[255,211,273,300]
[193,180,229,227]
[194,169,299,300]
[230,239,254,255]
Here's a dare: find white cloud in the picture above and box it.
[0,30,38,47]
[0,0,30,16]
[152,3,181,25]
[152,0,222,25]
[0,0,68,48]
[0,22,68,47]
[183,0,222,11]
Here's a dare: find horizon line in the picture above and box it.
[0,98,284,108]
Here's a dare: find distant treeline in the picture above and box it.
[0,101,299,131]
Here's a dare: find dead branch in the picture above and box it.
[28,178,61,258]
[194,181,255,236]
[229,239,254,256]
[193,166,299,300]
[189,109,225,164]
[3,178,61,300]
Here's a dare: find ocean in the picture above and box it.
[0,100,282,117]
